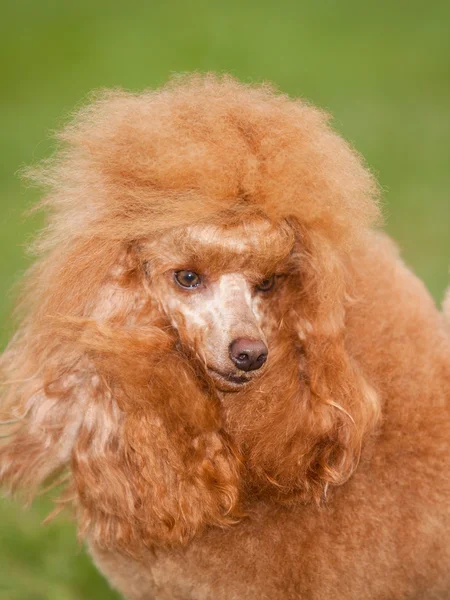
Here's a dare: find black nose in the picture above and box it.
[229,338,268,372]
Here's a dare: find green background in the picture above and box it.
[1,1,449,598]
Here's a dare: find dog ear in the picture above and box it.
[0,246,241,554]
[0,241,144,498]
[224,225,380,503]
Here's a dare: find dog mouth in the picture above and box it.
[207,367,250,391]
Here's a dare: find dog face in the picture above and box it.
[140,217,295,392]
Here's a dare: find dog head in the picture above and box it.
[0,75,381,553]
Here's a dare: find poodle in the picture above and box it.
[1,74,450,600]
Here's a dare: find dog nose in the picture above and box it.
[229,338,268,372]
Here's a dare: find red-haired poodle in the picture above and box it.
[1,75,450,599]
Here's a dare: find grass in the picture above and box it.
[0,1,449,598]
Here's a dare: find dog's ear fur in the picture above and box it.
[0,245,241,554]
[290,227,381,495]
[224,224,380,503]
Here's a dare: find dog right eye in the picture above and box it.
[174,270,201,288]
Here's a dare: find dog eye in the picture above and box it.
[256,275,275,292]
[174,270,201,288]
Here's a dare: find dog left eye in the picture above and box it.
[256,275,275,292]
[174,270,201,288]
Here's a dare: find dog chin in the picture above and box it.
[207,368,250,392]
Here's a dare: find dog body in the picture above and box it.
[1,76,449,599]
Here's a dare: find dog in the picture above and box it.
[1,74,449,599]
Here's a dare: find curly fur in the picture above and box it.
[1,74,449,599]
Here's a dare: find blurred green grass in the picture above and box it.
[0,1,449,598]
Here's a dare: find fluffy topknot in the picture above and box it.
[28,73,381,254]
